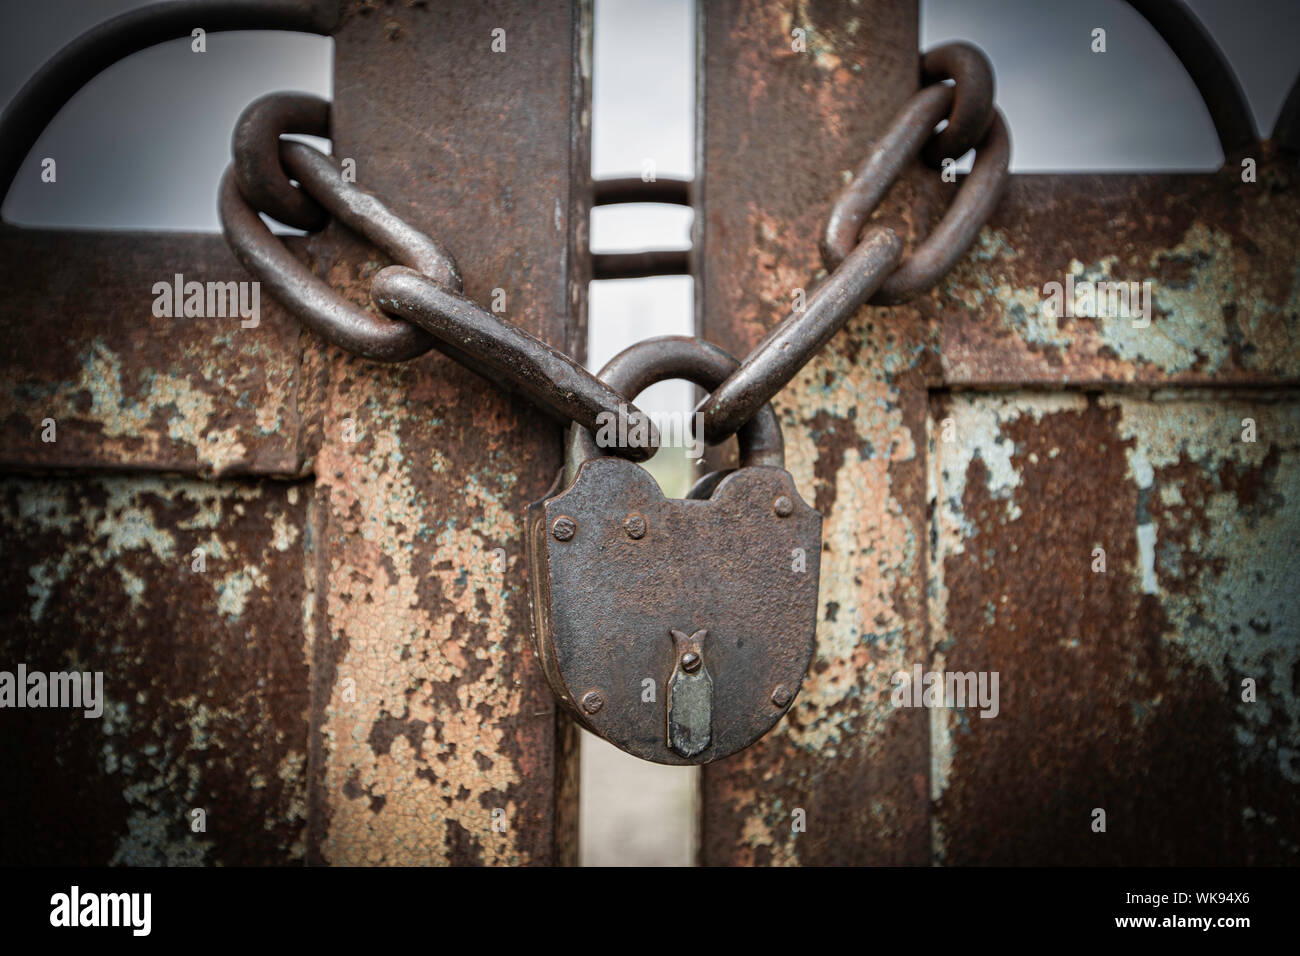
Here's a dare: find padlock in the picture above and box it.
[526,336,821,764]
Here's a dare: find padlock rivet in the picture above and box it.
[771,684,793,708]
[624,513,647,539]
[551,515,577,541]
[581,690,604,714]
[773,495,794,517]
[681,651,701,673]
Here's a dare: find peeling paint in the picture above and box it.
[931,390,1300,863]
[940,167,1300,386]
[313,363,537,865]
[0,475,312,865]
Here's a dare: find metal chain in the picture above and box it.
[694,42,1010,444]
[223,42,1009,458]
[219,93,660,461]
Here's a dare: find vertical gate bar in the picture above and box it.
[556,0,595,867]
[695,0,931,865]
[304,0,589,865]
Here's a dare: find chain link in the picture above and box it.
[219,93,660,460]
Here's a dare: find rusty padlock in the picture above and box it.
[526,337,821,764]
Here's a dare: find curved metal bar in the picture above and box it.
[568,335,785,482]
[591,249,690,280]
[372,266,658,460]
[592,177,692,206]
[232,93,331,232]
[0,0,339,207]
[1272,71,1300,153]
[920,42,995,168]
[590,178,694,279]
[1125,0,1256,158]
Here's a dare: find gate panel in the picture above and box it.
[0,476,311,864]
[697,0,1299,865]
[0,0,588,866]
[940,170,1300,387]
[0,231,310,476]
[930,391,1300,864]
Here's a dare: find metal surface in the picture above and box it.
[696,228,903,444]
[232,92,333,232]
[303,0,589,867]
[593,177,692,206]
[930,390,1300,864]
[918,42,996,168]
[219,167,435,362]
[225,93,657,447]
[1124,0,1256,158]
[937,165,1300,387]
[820,44,1011,300]
[591,248,690,280]
[2,0,1293,867]
[527,456,819,766]
[282,143,461,290]
[0,476,313,864]
[374,267,657,456]
[529,470,818,766]
[695,0,930,866]
[698,41,1009,444]
[667,628,713,758]
[590,177,693,280]
[1273,71,1300,152]
[0,228,310,476]
[567,335,784,484]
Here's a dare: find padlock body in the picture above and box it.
[526,457,821,765]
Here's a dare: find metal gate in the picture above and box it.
[1,0,1296,866]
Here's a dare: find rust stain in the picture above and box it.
[0,476,311,865]
[939,164,1300,387]
[699,0,927,866]
[0,231,308,477]
[1,0,583,869]
[931,391,1300,863]
[302,0,587,866]
[312,356,541,865]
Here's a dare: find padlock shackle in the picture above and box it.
[567,336,785,482]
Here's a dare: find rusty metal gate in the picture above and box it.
[1,0,1297,867]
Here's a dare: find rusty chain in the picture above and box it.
[220,93,660,460]
[223,43,1009,456]
[696,43,1010,443]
